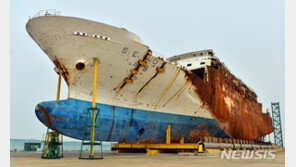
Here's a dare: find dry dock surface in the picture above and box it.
[10,151,285,167]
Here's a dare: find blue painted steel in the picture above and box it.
[35,98,230,143]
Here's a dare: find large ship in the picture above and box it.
[27,11,273,143]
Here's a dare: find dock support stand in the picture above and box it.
[166,124,171,144]
[180,137,184,144]
[79,58,103,160]
[41,129,63,159]
[147,124,172,155]
[41,74,63,159]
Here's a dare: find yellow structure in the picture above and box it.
[41,74,63,159]
[112,124,284,156]
[56,75,61,100]
[79,58,103,160]
[90,59,99,157]
[166,124,171,144]
[113,124,200,155]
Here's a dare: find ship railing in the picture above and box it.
[30,9,61,19]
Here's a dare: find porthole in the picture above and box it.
[76,62,85,70]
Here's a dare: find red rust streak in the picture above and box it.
[53,59,69,86]
[37,104,53,128]
[50,115,69,122]
[184,59,274,140]
[162,80,189,107]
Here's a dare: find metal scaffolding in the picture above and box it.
[271,102,284,148]
[41,74,64,159]
[79,58,103,160]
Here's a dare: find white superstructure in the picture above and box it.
[167,50,216,71]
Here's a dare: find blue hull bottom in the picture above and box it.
[35,98,230,143]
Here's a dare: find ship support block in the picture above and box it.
[112,125,284,156]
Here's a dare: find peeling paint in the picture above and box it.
[184,57,273,140]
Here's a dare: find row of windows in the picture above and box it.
[74,32,87,36]
[170,53,205,62]
[187,62,206,67]
[92,34,111,40]
[193,53,204,57]
[73,32,111,40]
[170,57,181,62]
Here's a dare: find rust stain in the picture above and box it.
[37,104,53,128]
[138,62,167,93]
[138,137,157,143]
[129,109,134,127]
[171,136,183,143]
[175,83,189,101]
[184,57,274,140]
[49,115,69,122]
[188,127,209,143]
[107,106,115,141]
[113,80,125,91]
[37,104,69,131]
[152,67,181,111]
[53,58,70,86]
[162,80,190,107]
[120,128,128,142]
[188,123,209,143]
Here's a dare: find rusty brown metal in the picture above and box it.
[184,57,274,140]
[37,104,53,128]
[49,115,69,122]
[53,59,69,85]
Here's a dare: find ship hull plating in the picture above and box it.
[35,98,229,143]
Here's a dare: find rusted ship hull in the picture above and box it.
[27,14,273,143]
[184,59,274,140]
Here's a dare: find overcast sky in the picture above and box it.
[10,0,284,142]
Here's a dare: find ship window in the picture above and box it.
[200,62,205,65]
[192,68,205,80]
[187,63,192,67]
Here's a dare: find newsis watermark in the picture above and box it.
[220,150,277,160]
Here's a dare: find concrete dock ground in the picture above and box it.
[10,151,285,167]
